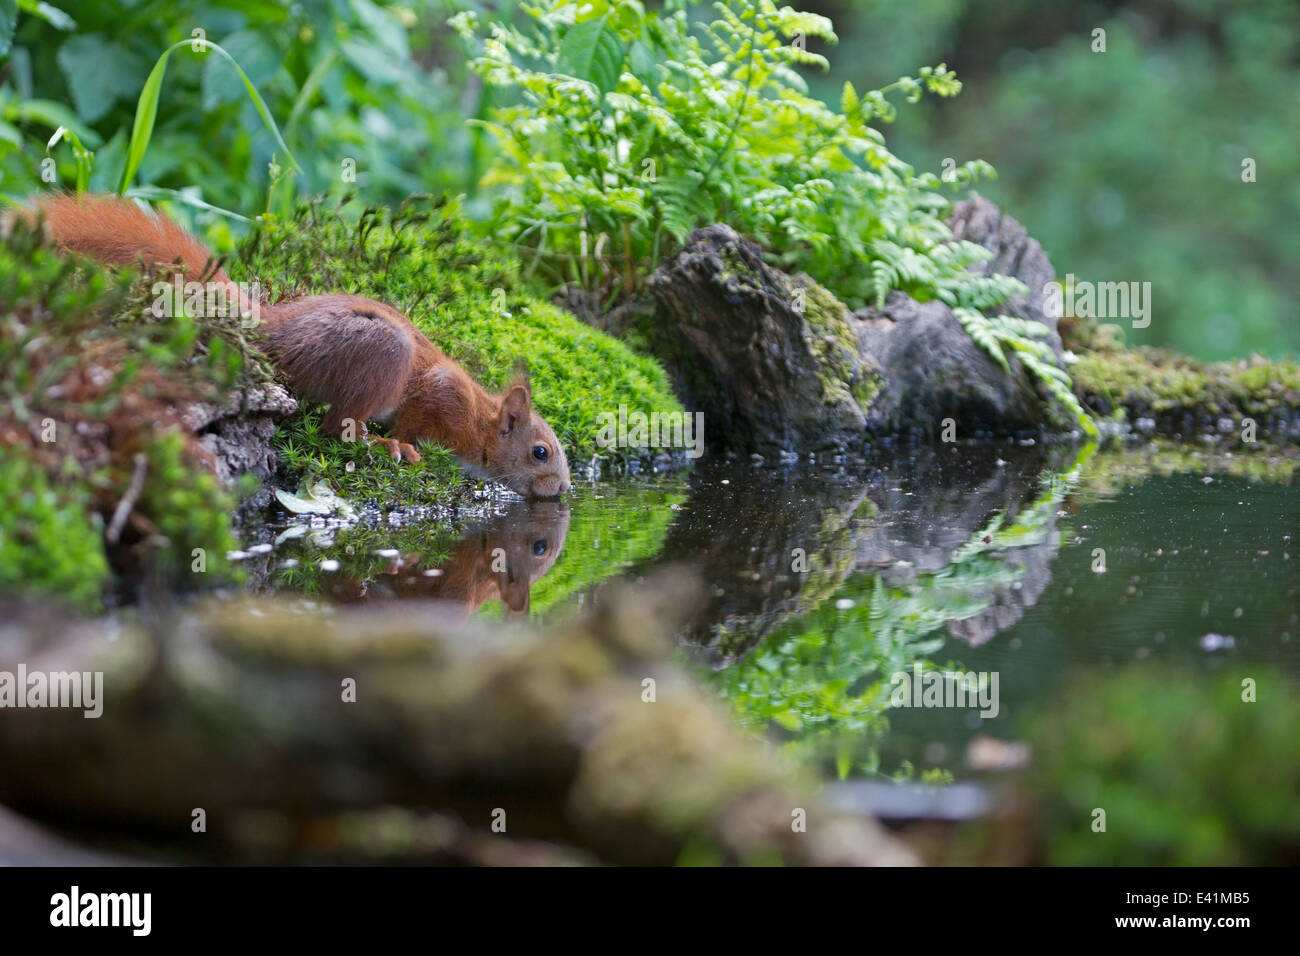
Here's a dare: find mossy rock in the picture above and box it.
[1070,339,1300,437]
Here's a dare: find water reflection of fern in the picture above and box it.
[713,451,1088,780]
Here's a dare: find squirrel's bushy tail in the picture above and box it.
[24,193,258,318]
[32,194,229,281]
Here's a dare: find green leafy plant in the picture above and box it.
[453,0,1012,315]
[955,308,1097,436]
[1,0,479,223]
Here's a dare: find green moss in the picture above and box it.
[796,275,882,412]
[236,197,683,504]
[0,452,110,611]
[1074,439,1299,498]
[140,431,241,581]
[1072,345,1300,424]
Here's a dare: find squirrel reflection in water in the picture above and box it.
[329,500,570,622]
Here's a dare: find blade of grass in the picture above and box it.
[46,125,92,192]
[286,48,339,135]
[124,185,253,223]
[117,37,300,196]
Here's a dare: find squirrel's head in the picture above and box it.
[480,499,571,614]
[484,377,571,498]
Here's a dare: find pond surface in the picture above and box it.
[256,439,1299,792]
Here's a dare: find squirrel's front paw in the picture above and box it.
[372,436,423,464]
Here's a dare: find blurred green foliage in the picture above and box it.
[810,0,1300,360]
[1030,667,1300,865]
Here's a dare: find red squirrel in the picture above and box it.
[28,194,572,498]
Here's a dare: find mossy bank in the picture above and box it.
[0,197,682,609]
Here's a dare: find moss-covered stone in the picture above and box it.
[1070,335,1300,434]
[795,274,882,413]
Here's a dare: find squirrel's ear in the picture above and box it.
[499,383,531,435]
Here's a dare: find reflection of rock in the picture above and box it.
[662,446,1072,664]
[851,445,1063,646]
[0,573,912,866]
[637,197,1065,452]
[943,541,1055,647]
[650,467,875,666]
[330,499,570,622]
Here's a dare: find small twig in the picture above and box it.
[106,453,148,544]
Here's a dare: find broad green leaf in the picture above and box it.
[350,0,409,59]
[19,0,74,31]
[573,0,610,24]
[558,14,625,95]
[56,34,149,123]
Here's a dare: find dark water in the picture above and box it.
[262,439,1299,792]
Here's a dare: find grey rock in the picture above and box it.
[178,383,297,485]
[647,224,874,454]
[637,198,1067,450]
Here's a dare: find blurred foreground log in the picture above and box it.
[0,573,912,866]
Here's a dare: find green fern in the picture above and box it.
[455,0,1089,432]
[454,0,998,311]
[954,308,1096,436]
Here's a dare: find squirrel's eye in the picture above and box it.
[532,539,548,556]
[532,444,549,462]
